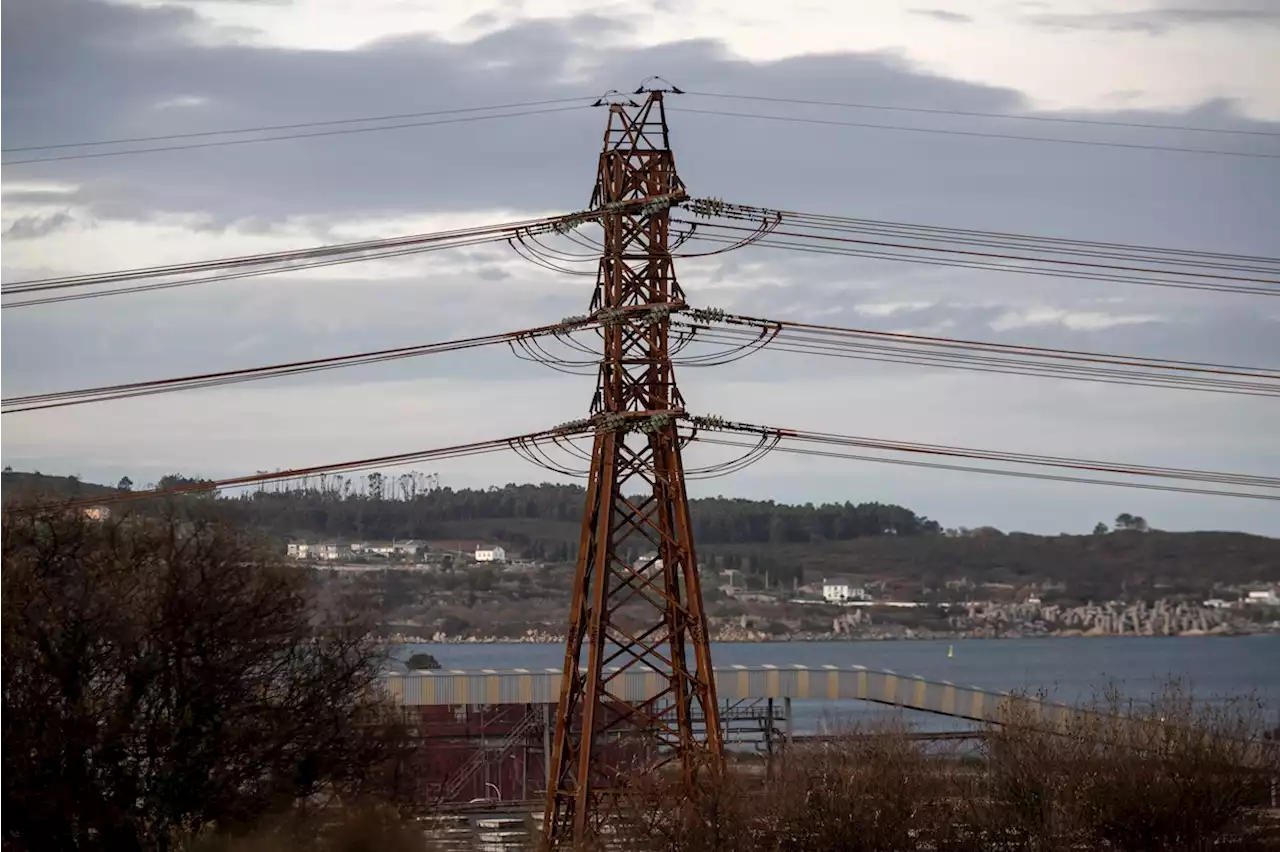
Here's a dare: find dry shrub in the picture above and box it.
[613,724,963,852]
[611,689,1278,852]
[185,806,433,852]
[765,725,959,852]
[983,681,1280,851]
[612,764,761,852]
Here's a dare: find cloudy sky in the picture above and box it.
[3,0,1279,535]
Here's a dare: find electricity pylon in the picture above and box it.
[542,88,723,847]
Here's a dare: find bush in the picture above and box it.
[612,724,963,852]
[405,653,441,671]
[606,689,1279,852]
[981,682,1279,851]
[2,504,412,852]
[186,805,437,852]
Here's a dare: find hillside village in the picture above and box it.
[291,537,1280,643]
[8,472,1278,643]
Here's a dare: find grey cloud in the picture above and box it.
[464,11,501,29]
[560,12,636,38]
[3,0,1278,533]
[909,9,975,24]
[477,266,512,281]
[1023,7,1280,35]
[3,210,76,239]
[4,0,1276,243]
[0,186,90,205]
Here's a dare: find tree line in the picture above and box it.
[209,481,942,548]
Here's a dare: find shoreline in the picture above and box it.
[386,629,1278,645]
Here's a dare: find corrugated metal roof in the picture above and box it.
[380,664,1070,726]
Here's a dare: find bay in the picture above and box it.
[392,635,1280,733]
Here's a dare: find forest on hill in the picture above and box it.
[5,470,1278,598]
[224,484,945,588]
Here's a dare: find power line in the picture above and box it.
[690,419,1280,494]
[2,104,593,165]
[1,96,595,153]
[672,320,1280,398]
[747,423,1280,488]
[527,197,1280,287]
[1,319,597,413]
[29,297,1277,415]
[2,194,683,308]
[2,212,567,295]
[469,196,1280,296]
[29,415,1279,516]
[668,106,1280,160]
[682,91,1280,138]
[685,329,1279,397]
[672,228,1279,296]
[1,233,519,309]
[29,425,594,514]
[723,209,1280,275]
[692,436,1279,502]
[682,220,1280,287]
[559,202,1279,275]
[682,198,1280,269]
[722,312,1276,376]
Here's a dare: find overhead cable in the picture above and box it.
[2,96,595,153]
[672,218,1280,296]
[692,435,1279,502]
[688,419,1280,498]
[675,230,1278,296]
[2,193,684,307]
[674,327,1279,398]
[681,91,1280,138]
[668,107,1280,160]
[2,104,593,165]
[2,212,563,295]
[2,233,515,308]
[1,318,600,414]
[667,312,1280,397]
[723,205,1280,271]
[688,219,1279,285]
[27,424,596,514]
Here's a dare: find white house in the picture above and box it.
[474,545,507,563]
[351,540,427,558]
[636,551,665,580]
[1244,589,1279,606]
[314,543,350,561]
[397,540,426,557]
[287,542,350,561]
[822,578,870,603]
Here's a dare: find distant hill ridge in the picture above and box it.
[4,470,1276,599]
[2,470,120,500]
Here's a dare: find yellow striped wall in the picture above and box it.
[383,664,1070,726]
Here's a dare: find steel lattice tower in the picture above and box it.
[542,89,724,846]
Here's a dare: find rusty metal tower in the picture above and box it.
[541,88,724,846]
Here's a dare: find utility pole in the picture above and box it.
[542,86,723,847]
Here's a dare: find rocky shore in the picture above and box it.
[386,624,1276,646]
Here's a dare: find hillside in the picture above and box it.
[4,473,1277,599]
[705,530,1280,603]
[1,470,121,501]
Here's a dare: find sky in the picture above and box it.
[2,0,1279,535]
